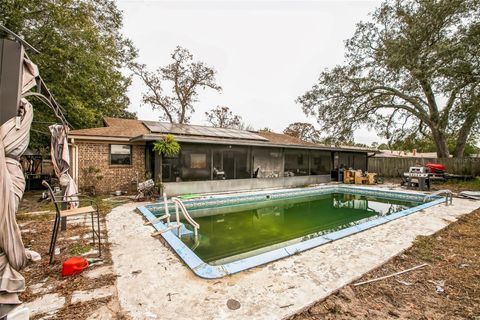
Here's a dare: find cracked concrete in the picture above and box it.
[107,192,479,320]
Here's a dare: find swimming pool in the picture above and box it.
[138,186,445,278]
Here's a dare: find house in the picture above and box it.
[69,118,374,195]
[374,149,441,158]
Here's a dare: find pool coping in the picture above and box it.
[137,185,445,279]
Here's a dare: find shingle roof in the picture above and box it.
[255,131,317,147]
[69,117,149,138]
[69,117,376,152]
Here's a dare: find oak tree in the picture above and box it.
[298,0,480,157]
[283,122,320,142]
[132,46,221,124]
[0,0,137,150]
[205,106,243,129]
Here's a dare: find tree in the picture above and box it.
[132,46,222,124]
[258,127,273,132]
[0,0,137,150]
[205,106,243,129]
[283,122,320,142]
[390,134,480,155]
[243,124,255,131]
[297,0,480,158]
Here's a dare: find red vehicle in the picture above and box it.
[425,163,446,174]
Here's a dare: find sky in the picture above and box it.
[115,0,384,145]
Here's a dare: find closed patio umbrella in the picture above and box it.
[0,58,40,313]
[48,124,78,207]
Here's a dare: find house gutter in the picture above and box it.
[69,134,131,142]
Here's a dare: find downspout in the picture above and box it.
[68,137,79,186]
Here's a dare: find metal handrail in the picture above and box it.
[163,192,171,225]
[172,197,200,239]
[424,189,453,206]
[145,193,172,226]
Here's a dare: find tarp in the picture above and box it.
[458,191,480,200]
[48,124,78,207]
[0,58,40,308]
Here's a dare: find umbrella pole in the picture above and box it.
[61,186,67,230]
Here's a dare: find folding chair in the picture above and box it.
[42,181,101,264]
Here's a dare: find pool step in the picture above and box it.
[169,222,194,237]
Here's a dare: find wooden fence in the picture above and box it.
[368,157,480,177]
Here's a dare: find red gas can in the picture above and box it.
[61,257,89,277]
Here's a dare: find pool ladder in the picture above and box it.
[423,189,453,206]
[150,193,200,242]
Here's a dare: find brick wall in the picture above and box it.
[76,141,145,194]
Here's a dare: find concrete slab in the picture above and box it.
[81,248,99,256]
[83,265,114,279]
[107,196,479,320]
[25,293,65,317]
[86,306,114,320]
[71,286,115,304]
[29,282,54,295]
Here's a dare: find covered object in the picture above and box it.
[0,58,40,311]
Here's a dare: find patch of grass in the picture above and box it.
[17,201,54,215]
[96,197,114,214]
[433,176,480,191]
[454,176,480,190]
[69,243,92,255]
[17,212,54,222]
[411,235,441,262]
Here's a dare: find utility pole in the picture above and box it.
[0,38,24,126]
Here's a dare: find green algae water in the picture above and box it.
[179,193,418,263]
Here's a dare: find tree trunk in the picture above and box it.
[453,109,478,158]
[432,128,450,158]
[453,131,469,158]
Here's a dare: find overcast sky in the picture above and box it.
[116,0,384,144]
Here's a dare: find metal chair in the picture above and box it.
[134,179,156,200]
[42,181,101,264]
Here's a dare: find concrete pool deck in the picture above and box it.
[106,189,480,320]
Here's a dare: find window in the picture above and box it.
[284,149,309,176]
[310,151,332,175]
[337,152,367,171]
[213,146,251,180]
[179,144,211,181]
[110,144,132,165]
[190,154,207,169]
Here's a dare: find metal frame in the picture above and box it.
[1,24,71,129]
[43,181,101,264]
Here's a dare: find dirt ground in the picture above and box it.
[289,207,480,320]
[16,182,480,319]
[16,191,130,319]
